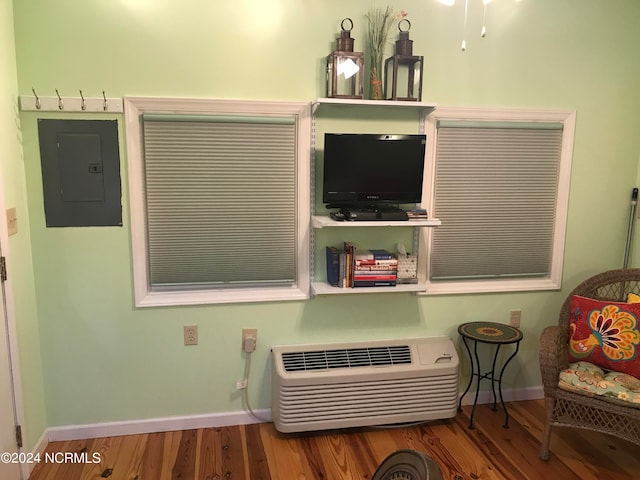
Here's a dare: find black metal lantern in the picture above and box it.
[384,19,424,102]
[326,18,364,99]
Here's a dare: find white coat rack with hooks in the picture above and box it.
[19,89,124,113]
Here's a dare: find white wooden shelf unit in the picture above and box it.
[312,216,441,229]
[312,97,437,113]
[312,282,428,295]
[310,97,439,296]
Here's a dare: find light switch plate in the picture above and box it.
[6,208,17,236]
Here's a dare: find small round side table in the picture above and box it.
[457,321,523,429]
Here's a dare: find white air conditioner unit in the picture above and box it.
[271,336,459,433]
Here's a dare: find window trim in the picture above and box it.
[124,97,311,307]
[418,106,576,295]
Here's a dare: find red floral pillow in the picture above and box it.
[568,295,640,379]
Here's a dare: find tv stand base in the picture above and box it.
[339,206,408,221]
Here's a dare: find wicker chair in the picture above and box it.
[539,268,640,461]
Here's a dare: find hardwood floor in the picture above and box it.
[28,400,639,480]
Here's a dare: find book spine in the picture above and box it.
[354,250,394,261]
[355,259,398,266]
[353,270,397,276]
[353,274,397,281]
[352,280,397,287]
[353,265,398,272]
[343,242,356,288]
[325,246,341,287]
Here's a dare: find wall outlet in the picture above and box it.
[242,328,257,352]
[184,325,198,346]
[509,310,522,328]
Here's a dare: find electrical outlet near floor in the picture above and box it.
[184,325,198,346]
[509,310,522,328]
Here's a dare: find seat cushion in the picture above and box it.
[559,361,640,408]
[567,295,640,378]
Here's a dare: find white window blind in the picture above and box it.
[142,114,297,289]
[430,120,564,282]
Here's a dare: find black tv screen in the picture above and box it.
[322,133,426,206]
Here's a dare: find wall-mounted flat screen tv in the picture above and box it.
[322,133,426,207]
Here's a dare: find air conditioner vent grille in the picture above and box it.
[281,345,412,372]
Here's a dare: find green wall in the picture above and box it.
[0,0,46,451]
[10,0,640,428]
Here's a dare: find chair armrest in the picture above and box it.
[539,325,569,397]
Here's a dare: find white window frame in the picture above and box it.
[419,106,576,295]
[124,97,311,307]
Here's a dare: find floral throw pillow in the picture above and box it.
[568,295,640,379]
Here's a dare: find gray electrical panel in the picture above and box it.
[38,119,122,227]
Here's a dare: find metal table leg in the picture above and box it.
[489,344,502,411]
[457,336,474,413]
[497,340,521,428]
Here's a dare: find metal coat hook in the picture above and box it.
[55,89,64,110]
[102,90,108,111]
[32,88,41,109]
[79,90,86,111]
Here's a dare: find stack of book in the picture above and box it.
[326,244,398,288]
[353,249,398,287]
[406,208,428,220]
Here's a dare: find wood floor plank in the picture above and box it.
[171,429,197,480]
[220,425,247,479]
[341,430,383,478]
[244,423,271,480]
[238,425,251,479]
[158,430,183,480]
[297,433,331,480]
[195,428,219,480]
[112,433,147,479]
[315,431,364,480]
[258,424,306,480]
[78,435,123,480]
[358,426,406,464]
[138,432,166,480]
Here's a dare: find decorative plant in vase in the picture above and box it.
[365,6,407,100]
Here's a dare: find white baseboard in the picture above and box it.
[24,428,49,478]
[43,386,542,443]
[47,409,272,442]
[459,385,544,406]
